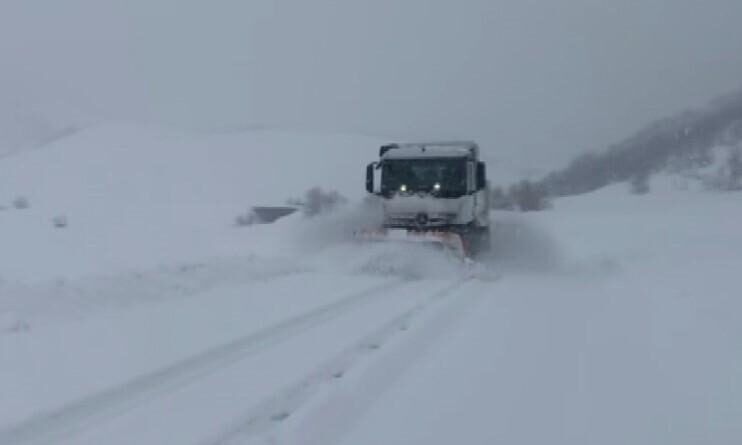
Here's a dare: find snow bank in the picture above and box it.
[0,256,307,330]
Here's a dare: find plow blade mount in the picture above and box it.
[356,228,468,259]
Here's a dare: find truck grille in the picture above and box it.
[385,212,456,228]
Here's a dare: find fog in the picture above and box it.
[2,0,742,168]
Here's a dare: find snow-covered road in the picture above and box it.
[1,265,480,444]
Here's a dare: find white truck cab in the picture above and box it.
[365,141,490,256]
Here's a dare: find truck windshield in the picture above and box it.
[381,158,467,197]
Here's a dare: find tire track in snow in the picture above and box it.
[290,278,487,445]
[0,279,409,445]
[202,276,478,445]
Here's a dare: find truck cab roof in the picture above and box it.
[379,141,479,160]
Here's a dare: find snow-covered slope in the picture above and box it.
[293,186,742,445]
[0,124,383,282]
[1,124,740,445]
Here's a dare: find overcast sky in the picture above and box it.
[2,0,742,167]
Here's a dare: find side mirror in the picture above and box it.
[366,162,376,193]
[476,162,487,190]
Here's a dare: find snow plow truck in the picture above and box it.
[363,141,491,259]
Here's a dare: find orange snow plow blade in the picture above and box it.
[355,228,468,259]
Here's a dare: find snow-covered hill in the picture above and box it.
[0,124,384,282]
[1,124,740,444]
[542,89,742,196]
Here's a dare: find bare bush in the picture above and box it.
[509,180,549,212]
[490,186,515,210]
[302,187,347,217]
[629,172,650,195]
[703,147,742,191]
[728,147,742,190]
[12,196,29,210]
[234,210,258,227]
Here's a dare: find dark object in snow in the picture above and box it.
[269,411,291,422]
[12,196,30,210]
[251,206,298,224]
[235,206,297,226]
[630,172,651,195]
[53,215,68,228]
